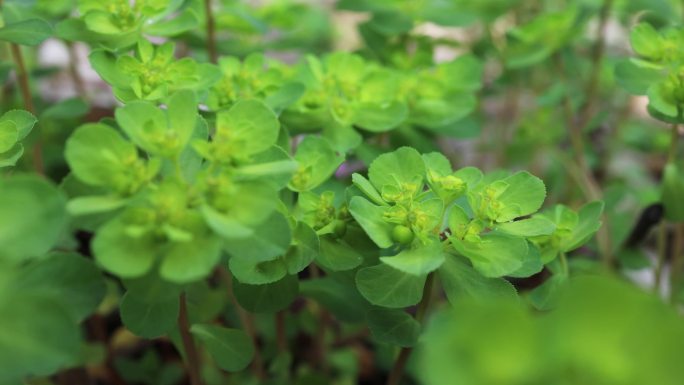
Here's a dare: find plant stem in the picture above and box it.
[560,251,569,277]
[655,221,668,293]
[204,0,218,64]
[578,0,614,129]
[9,43,43,175]
[669,223,684,303]
[275,311,287,352]
[554,52,613,267]
[67,42,86,96]
[219,267,266,379]
[386,273,435,385]
[178,293,203,385]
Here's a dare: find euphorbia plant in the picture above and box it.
[3,1,684,385]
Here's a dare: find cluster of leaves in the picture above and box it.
[419,276,684,385]
[4,0,684,384]
[209,51,482,152]
[617,23,684,223]
[348,147,602,318]
[617,22,684,122]
[58,0,199,50]
[0,175,106,385]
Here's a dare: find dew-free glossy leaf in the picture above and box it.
[368,146,425,191]
[380,241,445,276]
[92,216,157,278]
[452,233,528,277]
[367,307,420,347]
[190,324,254,372]
[0,175,67,262]
[439,256,518,303]
[356,264,427,308]
[349,196,394,248]
[233,274,299,313]
[0,18,53,45]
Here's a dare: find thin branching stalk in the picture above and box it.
[9,43,43,174]
[386,273,435,385]
[178,293,203,385]
[204,0,218,64]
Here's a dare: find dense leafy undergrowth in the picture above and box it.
[2,1,684,385]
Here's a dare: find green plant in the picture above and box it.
[2,1,684,385]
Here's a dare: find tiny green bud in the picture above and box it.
[391,225,414,245]
[332,220,347,238]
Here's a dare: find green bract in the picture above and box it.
[89,40,221,102]
[616,22,684,122]
[65,94,299,283]
[58,0,198,50]
[349,147,559,312]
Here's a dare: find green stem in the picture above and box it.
[655,221,668,293]
[178,293,203,385]
[9,43,43,175]
[386,273,435,385]
[204,0,217,64]
[220,268,266,380]
[669,224,684,303]
[560,251,569,277]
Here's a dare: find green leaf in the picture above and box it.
[356,264,427,308]
[67,195,127,216]
[65,123,149,193]
[317,237,364,271]
[529,274,566,310]
[351,173,386,206]
[0,18,53,45]
[115,101,167,154]
[452,233,528,277]
[144,9,199,36]
[92,216,157,278]
[0,265,81,383]
[0,175,67,263]
[229,257,287,285]
[562,201,604,251]
[380,241,445,276]
[160,225,222,284]
[233,274,299,313]
[215,99,280,158]
[439,256,518,303]
[366,307,420,347]
[289,136,344,192]
[495,171,546,222]
[190,324,254,372]
[223,211,292,262]
[353,101,408,132]
[16,252,106,322]
[0,120,18,153]
[349,197,394,248]
[0,143,24,168]
[120,291,179,338]
[283,222,319,274]
[368,146,425,192]
[496,217,556,237]
[630,22,662,59]
[300,275,367,323]
[615,59,664,95]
